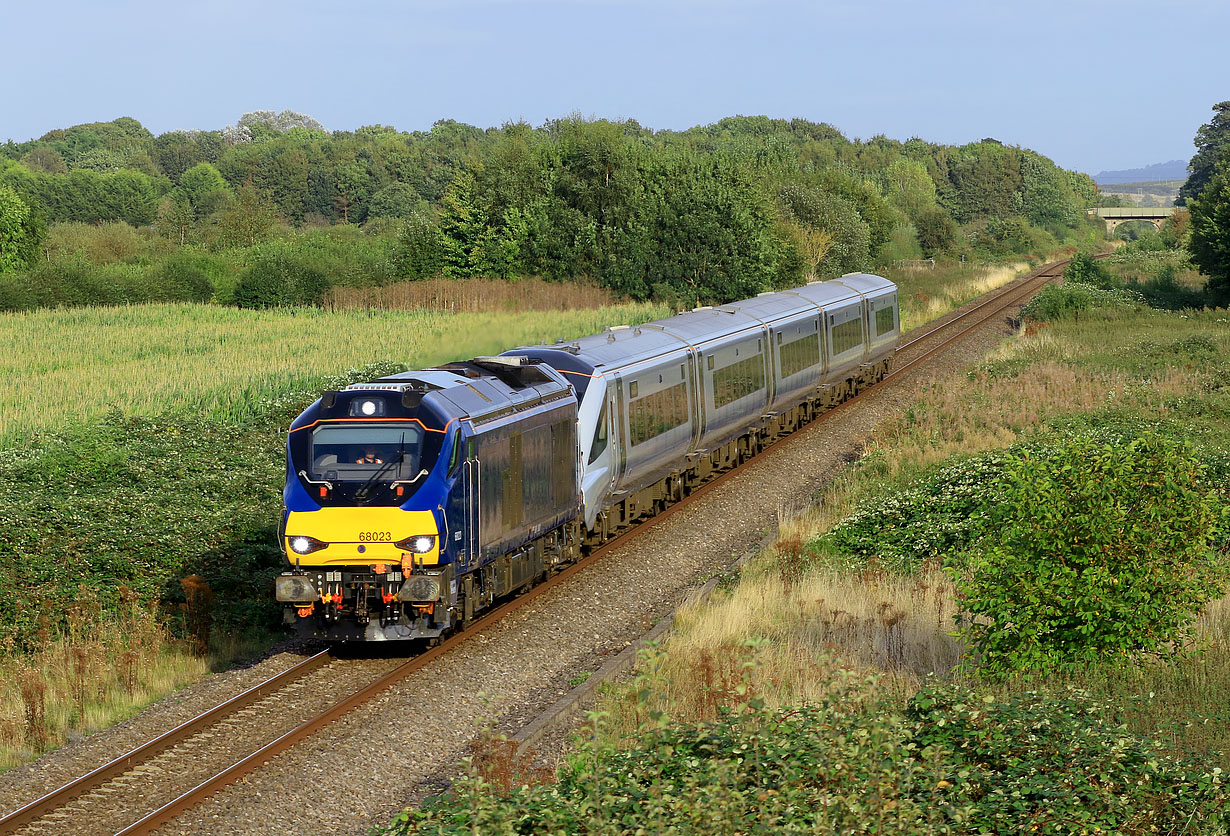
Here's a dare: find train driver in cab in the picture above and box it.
[356,446,384,464]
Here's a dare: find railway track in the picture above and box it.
[0,256,1070,836]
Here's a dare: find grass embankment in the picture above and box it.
[885,259,1030,332]
[391,259,1230,833]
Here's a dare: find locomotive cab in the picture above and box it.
[276,360,581,642]
[277,380,457,641]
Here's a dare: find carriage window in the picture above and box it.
[876,306,896,336]
[712,353,765,408]
[779,333,821,378]
[629,383,688,446]
[588,401,609,464]
[831,318,863,355]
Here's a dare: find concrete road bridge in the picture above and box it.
[1088,206,1179,236]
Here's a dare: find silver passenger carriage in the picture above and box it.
[506,273,899,539]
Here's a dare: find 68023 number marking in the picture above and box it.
[358,531,392,542]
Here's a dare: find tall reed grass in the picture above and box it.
[0,301,666,443]
[323,277,618,313]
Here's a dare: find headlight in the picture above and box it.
[275,575,319,602]
[396,574,441,602]
[349,398,386,417]
[394,535,436,554]
[288,535,328,555]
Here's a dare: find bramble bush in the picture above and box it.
[821,452,1016,573]
[908,685,1227,834]
[387,672,1228,835]
[954,434,1226,678]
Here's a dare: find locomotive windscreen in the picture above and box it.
[308,424,429,481]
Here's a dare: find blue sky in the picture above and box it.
[2,0,1225,175]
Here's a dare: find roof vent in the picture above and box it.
[474,355,529,368]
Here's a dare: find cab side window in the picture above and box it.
[588,401,609,465]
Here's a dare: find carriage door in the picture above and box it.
[460,439,481,570]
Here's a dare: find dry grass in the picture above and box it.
[323,277,618,313]
[0,589,212,771]
[600,545,966,740]
[0,301,667,442]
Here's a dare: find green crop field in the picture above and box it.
[0,301,667,443]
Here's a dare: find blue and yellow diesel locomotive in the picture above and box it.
[276,274,898,641]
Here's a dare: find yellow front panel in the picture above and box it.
[285,508,439,566]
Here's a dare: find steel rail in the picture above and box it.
[895,259,1069,357]
[7,255,1072,836]
[884,261,1065,383]
[0,649,332,836]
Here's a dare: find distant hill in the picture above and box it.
[1095,160,1189,185]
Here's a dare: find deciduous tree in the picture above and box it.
[215,180,278,247]
[0,184,43,272]
[1179,101,1230,205]
[1186,160,1230,306]
[883,158,937,223]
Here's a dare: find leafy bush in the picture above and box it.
[387,675,1228,835]
[0,413,285,647]
[954,434,1226,678]
[139,253,216,302]
[11,257,128,308]
[1064,251,1120,289]
[393,212,446,280]
[1022,278,1144,321]
[232,248,329,307]
[821,419,1230,576]
[1020,281,1093,320]
[260,227,398,288]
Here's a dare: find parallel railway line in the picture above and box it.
[0,256,1071,836]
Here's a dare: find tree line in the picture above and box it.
[0,110,1101,310]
